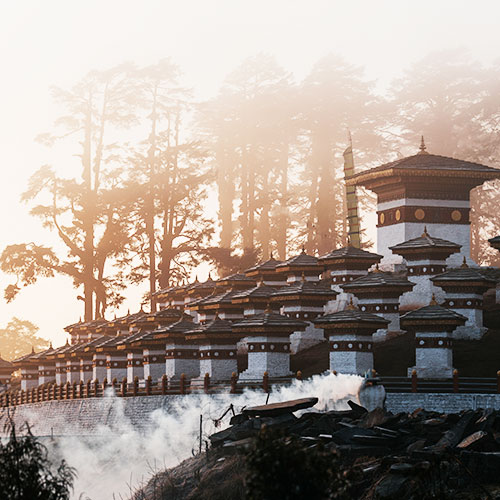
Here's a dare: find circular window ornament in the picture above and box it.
[333,343,338,349]
[395,209,401,221]
[415,209,425,220]
[438,340,443,346]
[348,343,353,349]
[451,210,462,222]
[419,340,425,345]
[379,212,385,224]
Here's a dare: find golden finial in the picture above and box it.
[270,251,274,259]
[301,245,306,254]
[49,342,53,349]
[430,293,437,306]
[372,263,381,273]
[421,226,429,237]
[418,136,428,154]
[264,304,273,314]
[31,345,35,354]
[460,256,468,268]
[346,297,357,310]
[301,271,306,283]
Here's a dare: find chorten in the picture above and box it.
[341,266,414,339]
[401,297,466,379]
[244,256,287,287]
[313,301,389,375]
[275,249,322,283]
[390,227,461,309]
[348,138,500,267]
[431,260,495,339]
[232,308,307,380]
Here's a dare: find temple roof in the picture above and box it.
[69,335,113,354]
[245,257,283,274]
[313,308,389,325]
[400,304,466,323]
[431,266,497,284]
[232,310,307,330]
[342,270,414,290]
[187,316,234,335]
[276,250,319,269]
[348,152,500,188]
[271,279,338,298]
[216,273,255,284]
[390,230,461,253]
[231,283,275,301]
[318,246,382,262]
[153,318,196,339]
[0,355,13,369]
[186,277,216,292]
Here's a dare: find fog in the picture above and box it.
[1,1,500,344]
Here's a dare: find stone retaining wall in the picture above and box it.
[3,392,500,438]
[385,393,500,413]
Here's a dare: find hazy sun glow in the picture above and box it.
[1,0,499,345]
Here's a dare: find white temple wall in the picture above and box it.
[198,343,237,381]
[400,274,445,310]
[411,330,453,378]
[239,336,291,379]
[328,333,374,375]
[290,323,325,354]
[127,352,144,381]
[143,348,165,381]
[21,368,38,391]
[92,354,107,382]
[106,354,127,382]
[38,364,55,385]
[79,359,93,382]
[66,360,80,383]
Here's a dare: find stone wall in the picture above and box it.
[386,393,500,413]
[3,392,500,438]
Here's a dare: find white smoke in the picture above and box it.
[45,372,361,499]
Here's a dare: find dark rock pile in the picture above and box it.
[210,398,500,499]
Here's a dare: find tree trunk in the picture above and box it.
[276,145,289,260]
[82,95,94,321]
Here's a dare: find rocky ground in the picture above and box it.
[132,399,500,499]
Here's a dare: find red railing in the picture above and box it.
[0,371,281,408]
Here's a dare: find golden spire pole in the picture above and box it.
[343,131,361,248]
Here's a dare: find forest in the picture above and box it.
[1,49,500,322]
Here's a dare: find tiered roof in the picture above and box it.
[390,229,461,258]
[232,309,307,335]
[400,303,466,328]
[185,316,236,344]
[342,268,414,294]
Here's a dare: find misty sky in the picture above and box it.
[1,0,499,345]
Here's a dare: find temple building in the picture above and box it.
[10,139,500,387]
[347,138,500,267]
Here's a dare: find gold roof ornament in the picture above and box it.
[460,256,469,268]
[430,293,437,306]
[346,297,357,310]
[418,136,428,154]
[372,263,382,273]
[421,226,429,237]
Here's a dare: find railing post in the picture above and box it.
[296,370,303,381]
[102,378,108,394]
[133,376,138,396]
[121,377,127,397]
[72,382,77,399]
[230,372,237,394]
[263,371,269,394]
[411,369,418,393]
[79,381,84,398]
[85,380,91,398]
[180,373,186,395]
[453,369,459,393]
[203,373,210,394]
[65,382,71,400]
[94,379,99,397]
[112,378,117,394]
[146,376,152,396]
[161,374,167,395]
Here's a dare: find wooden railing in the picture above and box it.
[382,370,500,394]
[2,369,499,408]
[0,371,290,408]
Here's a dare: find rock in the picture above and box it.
[375,474,412,499]
[389,463,414,475]
[456,430,487,449]
[242,397,318,417]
